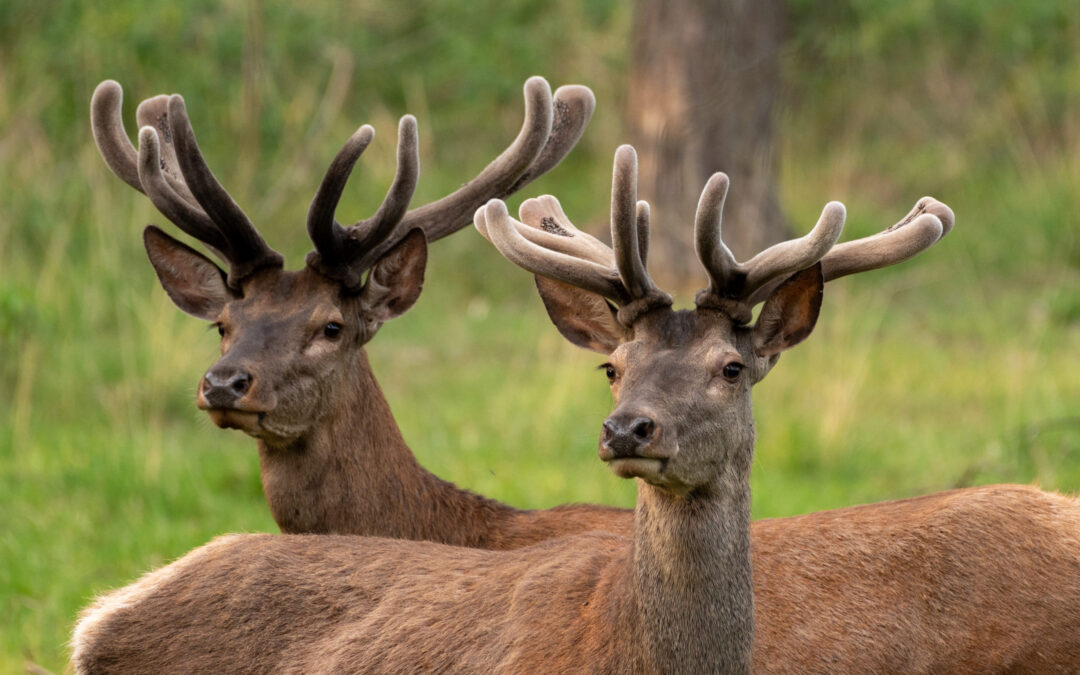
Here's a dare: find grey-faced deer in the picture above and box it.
[73,146,1080,673]
[91,78,632,545]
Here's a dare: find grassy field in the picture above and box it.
[2,1,1079,672]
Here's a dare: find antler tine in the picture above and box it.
[397,76,554,242]
[635,200,651,270]
[305,116,420,289]
[90,80,143,192]
[167,94,284,283]
[503,84,596,196]
[135,95,199,206]
[137,126,230,258]
[92,80,277,283]
[610,145,659,299]
[923,197,955,238]
[304,124,377,279]
[476,199,629,303]
[821,199,949,282]
[134,93,231,261]
[92,82,200,219]
[694,172,740,297]
[744,197,953,306]
[741,201,846,298]
[516,195,614,266]
[348,115,421,269]
[90,83,200,208]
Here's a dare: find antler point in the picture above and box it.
[524,75,551,90]
[95,79,122,96]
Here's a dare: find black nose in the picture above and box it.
[202,366,252,408]
[601,413,657,459]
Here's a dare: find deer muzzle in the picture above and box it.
[200,366,253,409]
[599,413,659,460]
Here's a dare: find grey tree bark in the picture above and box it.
[627,0,790,290]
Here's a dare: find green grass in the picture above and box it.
[2,1,1080,672]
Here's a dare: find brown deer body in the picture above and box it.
[751,484,1080,671]
[74,146,1080,672]
[72,485,1080,673]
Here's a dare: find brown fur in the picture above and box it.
[752,485,1080,672]
[72,485,1080,673]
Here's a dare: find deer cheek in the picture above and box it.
[706,377,736,398]
[304,338,339,358]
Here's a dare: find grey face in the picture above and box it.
[598,309,774,497]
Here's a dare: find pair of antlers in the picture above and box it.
[91,77,596,289]
[476,144,954,324]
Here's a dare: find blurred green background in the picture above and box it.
[1,1,1078,671]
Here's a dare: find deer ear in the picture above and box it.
[752,262,824,357]
[360,228,427,322]
[144,226,233,321]
[535,275,625,353]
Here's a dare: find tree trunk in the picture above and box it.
[627,0,789,291]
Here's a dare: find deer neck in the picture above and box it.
[626,462,754,673]
[255,348,516,540]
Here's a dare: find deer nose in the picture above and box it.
[600,413,657,459]
[201,366,253,408]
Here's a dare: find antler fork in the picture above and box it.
[92,83,283,284]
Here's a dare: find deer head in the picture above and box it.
[476,144,953,497]
[91,78,594,446]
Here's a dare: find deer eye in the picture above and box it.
[215,323,226,337]
[721,362,744,381]
[323,322,343,339]
[600,363,617,383]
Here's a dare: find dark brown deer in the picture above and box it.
[73,146,1080,673]
[90,78,632,544]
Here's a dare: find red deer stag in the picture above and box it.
[89,78,633,543]
[73,146,1080,672]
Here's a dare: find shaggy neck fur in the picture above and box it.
[628,464,754,672]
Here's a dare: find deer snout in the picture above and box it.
[599,413,659,460]
[200,366,253,409]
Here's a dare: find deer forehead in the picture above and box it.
[228,269,350,325]
[619,310,743,365]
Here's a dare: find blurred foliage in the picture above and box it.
[1,0,1079,671]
